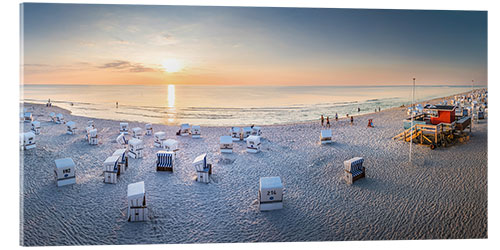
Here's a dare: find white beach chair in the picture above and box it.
[55,113,64,124]
[193,153,212,183]
[120,122,129,134]
[103,155,120,184]
[259,177,283,211]
[220,136,233,154]
[251,126,262,136]
[156,151,174,171]
[180,123,190,136]
[191,125,201,138]
[127,181,148,222]
[24,112,33,123]
[128,138,144,159]
[112,148,128,174]
[21,132,36,150]
[242,127,252,141]
[116,133,128,148]
[66,121,77,135]
[343,157,365,185]
[145,123,153,136]
[230,127,242,141]
[161,139,179,156]
[153,131,166,148]
[31,121,41,135]
[88,128,98,145]
[54,158,76,187]
[132,127,143,139]
[87,120,95,129]
[49,112,57,123]
[246,135,261,153]
[320,130,332,144]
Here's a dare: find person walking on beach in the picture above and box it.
[326,116,331,128]
[335,113,338,121]
[378,107,381,112]
[321,115,324,127]
[350,116,354,125]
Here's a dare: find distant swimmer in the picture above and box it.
[116,102,118,108]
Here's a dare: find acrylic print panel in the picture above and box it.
[20,3,487,246]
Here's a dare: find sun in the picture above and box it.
[161,58,183,73]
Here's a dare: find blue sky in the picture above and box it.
[21,3,487,85]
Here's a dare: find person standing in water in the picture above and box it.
[116,102,118,108]
[378,107,381,112]
[335,113,338,121]
[350,116,354,125]
[321,115,324,127]
[358,107,361,112]
[326,116,331,128]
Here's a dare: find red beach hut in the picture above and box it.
[427,105,456,125]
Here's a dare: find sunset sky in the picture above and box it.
[21,4,487,86]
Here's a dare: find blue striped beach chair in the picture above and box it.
[156,151,174,171]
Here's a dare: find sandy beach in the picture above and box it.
[19,93,487,246]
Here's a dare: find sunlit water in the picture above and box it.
[21,84,478,126]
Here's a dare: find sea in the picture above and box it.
[21,84,478,126]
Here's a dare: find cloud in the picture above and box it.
[97,60,157,73]
[149,32,177,46]
[23,63,50,67]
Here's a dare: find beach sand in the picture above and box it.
[20,94,487,246]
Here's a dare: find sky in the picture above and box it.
[21,3,488,86]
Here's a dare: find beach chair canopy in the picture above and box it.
[260,177,283,190]
[129,138,143,148]
[344,157,364,172]
[247,135,261,144]
[120,122,129,129]
[321,130,332,138]
[104,155,120,172]
[132,127,142,134]
[66,121,76,129]
[22,132,36,143]
[54,158,75,178]
[231,127,241,133]
[162,139,179,150]
[89,128,98,137]
[192,125,201,131]
[24,112,32,118]
[31,121,41,128]
[113,148,127,162]
[252,126,261,134]
[127,181,145,201]
[220,136,232,144]
[243,127,252,134]
[145,123,152,129]
[156,151,174,167]
[116,133,127,145]
[193,153,207,172]
[56,113,64,119]
[181,123,189,129]
[154,131,166,140]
